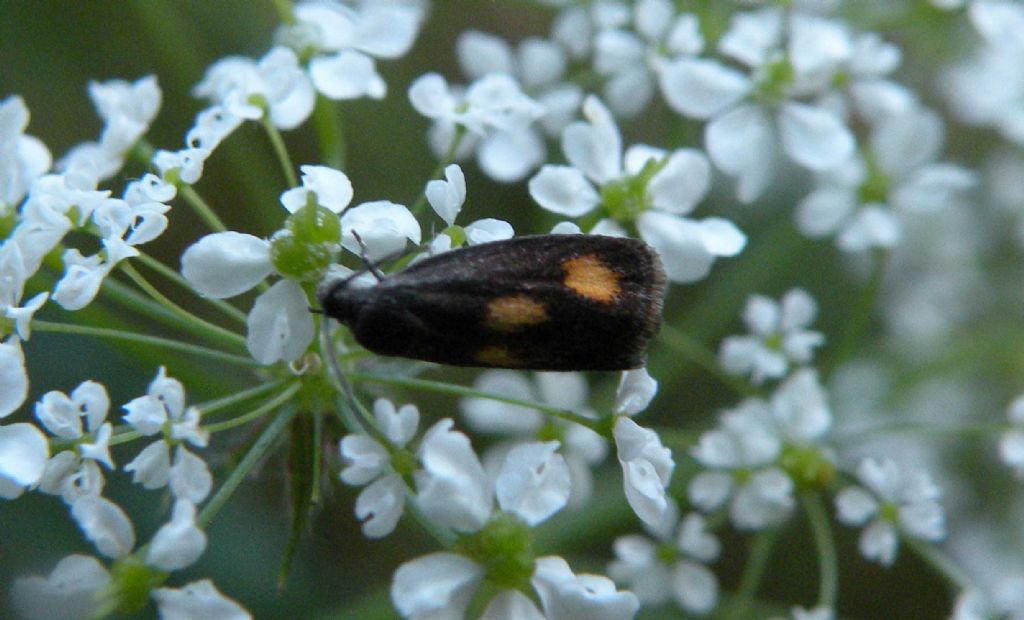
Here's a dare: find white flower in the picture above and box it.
[415,418,494,532]
[460,371,607,506]
[0,422,49,499]
[688,401,795,530]
[152,579,252,620]
[339,398,419,538]
[11,554,111,620]
[592,0,704,118]
[615,367,659,416]
[494,441,571,526]
[531,555,640,620]
[194,47,314,130]
[614,417,675,525]
[1000,394,1024,477]
[0,95,52,207]
[288,0,425,101]
[70,495,136,559]
[835,458,945,566]
[454,30,582,181]
[951,576,1024,620]
[279,165,354,214]
[464,218,514,245]
[410,72,545,137]
[425,164,466,226]
[391,551,485,619]
[795,106,975,252]
[608,502,721,615]
[0,339,28,417]
[146,500,208,571]
[122,368,212,502]
[340,200,422,261]
[719,288,825,384]
[659,9,856,202]
[529,96,745,283]
[246,279,316,364]
[180,231,273,299]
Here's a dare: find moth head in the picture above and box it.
[316,269,377,325]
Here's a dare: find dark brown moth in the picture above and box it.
[317,234,666,371]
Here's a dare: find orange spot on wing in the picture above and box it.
[486,295,549,332]
[475,345,520,367]
[562,254,620,303]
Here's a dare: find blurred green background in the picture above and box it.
[1,1,1012,618]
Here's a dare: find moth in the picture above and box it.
[317,234,666,371]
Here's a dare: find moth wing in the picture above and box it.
[355,235,666,370]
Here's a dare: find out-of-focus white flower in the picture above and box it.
[835,457,945,566]
[719,289,824,384]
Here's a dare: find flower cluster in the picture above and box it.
[3,0,1024,618]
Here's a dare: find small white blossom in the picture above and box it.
[194,46,314,131]
[532,555,640,620]
[339,398,419,538]
[146,500,208,572]
[11,554,111,620]
[835,458,945,566]
[0,339,28,417]
[425,164,466,226]
[0,95,52,207]
[614,416,675,525]
[340,200,422,261]
[688,401,795,530]
[460,371,607,506]
[152,579,252,620]
[608,502,721,615]
[70,495,136,559]
[279,165,354,214]
[615,367,658,416]
[391,552,485,619]
[719,288,825,384]
[0,422,49,499]
[180,231,273,299]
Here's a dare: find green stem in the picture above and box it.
[202,382,302,434]
[409,125,466,217]
[195,379,293,419]
[262,116,298,188]
[119,262,247,349]
[31,320,259,367]
[177,184,228,233]
[134,252,248,325]
[659,323,760,397]
[824,249,888,379]
[197,406,298,528]
[347,371,603,434]
[801,492,838,609]
[904,538,974,591]
[727,529,780,620]
[312,95,346,170]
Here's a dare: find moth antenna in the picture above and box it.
[351,229,385,281]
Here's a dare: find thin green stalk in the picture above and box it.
[177,184,228,232]
[31,320,259,367]
[197,406,298,528]
[658,323,760,397]
[134,252,248,325]
[824,249,888,379]
[202,382,302,434]
[801,492,839,609]
[727,529,780,620]
[195,379,292,419]
[262,116,298,188]
[118,262,246,349]
[905,538,974,591]
[312,95,346,169]
[409,125,466,217]
[347,371,603,433]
